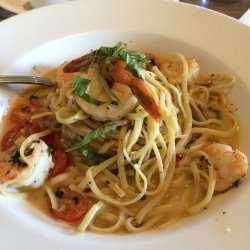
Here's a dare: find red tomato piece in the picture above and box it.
[42,132,70,178]
[48,186,91,222]
[42,132,64,150]
[1,121,41,151]
[48,149,70,178]
[10,101,45,124]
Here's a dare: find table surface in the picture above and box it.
[0,0,250,20]
[180,0,250,19]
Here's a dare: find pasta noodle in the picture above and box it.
[0,42,248,234]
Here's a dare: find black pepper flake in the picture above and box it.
[200,155,205,161]
[111,101,118,105]
[111,168,119,176]
[24,148,34,157]
[205,158,210,165]
[54,188,64,198]
[73,196,80,204]
[21,106,31,113]
[29,94,39,101]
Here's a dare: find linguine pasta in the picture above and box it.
[0,42,248,234]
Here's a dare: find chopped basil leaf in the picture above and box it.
[81,93,105,106]
[66,122,118,152]
[98,73,120,105]
[79,64,90,73]
[72,76,90,96]
[130,160,138,165]
[47,146,52,156]
[11,150,24,167]
[77,146,109,163]
[95,42,149,79]
[72,76,105,106]
[105,56,114,72]
[96,46,115,57]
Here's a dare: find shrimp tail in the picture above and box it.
[129,84,161,120]
[63,52,95,73]
[111,60,161,120]
[145,52,161,70]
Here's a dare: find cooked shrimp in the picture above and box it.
[75,64,137,121]
[61,52,161,120]
[63,52,94,73]
[56,52,95,87]
[109,60,161,120]
[56,62,84,87]
[162,58,199,85]
[205,143,249,192]
[0,140,54,188]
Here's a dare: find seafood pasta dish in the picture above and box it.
[0,42,248,233]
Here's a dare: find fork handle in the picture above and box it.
[0,75,53,87]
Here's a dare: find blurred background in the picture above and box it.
[0,0,250,21]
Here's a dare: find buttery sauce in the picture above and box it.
[0,60,241,232]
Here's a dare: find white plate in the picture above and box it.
[0,0,30,13]
[0,0,179,13]
[0,0,69,13]
[0,0,250,249]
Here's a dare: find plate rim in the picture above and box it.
[0,1,250,249]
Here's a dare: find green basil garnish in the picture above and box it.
[77,146,109,163]
[98,73,120,105]
[95,42,149,79]
[72,76,105,106]
[66,122,118,152]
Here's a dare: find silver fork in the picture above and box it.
[0,75,54,87]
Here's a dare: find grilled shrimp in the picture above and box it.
[56,63,84,87]
[106,60,161,120]
[63,52,94,73]
[56,52,95,87]
[0,140,54,188]
[205,143,249,192]
[75,65,138,121]
[162,58,199,85]
[62,53,161,120]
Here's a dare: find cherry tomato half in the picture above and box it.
[48,149,69,178]
[1,121,41,151]
[42,132,64,151]
[10,101,45,124]
[42,132,70,178]
[48,186,91,222]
